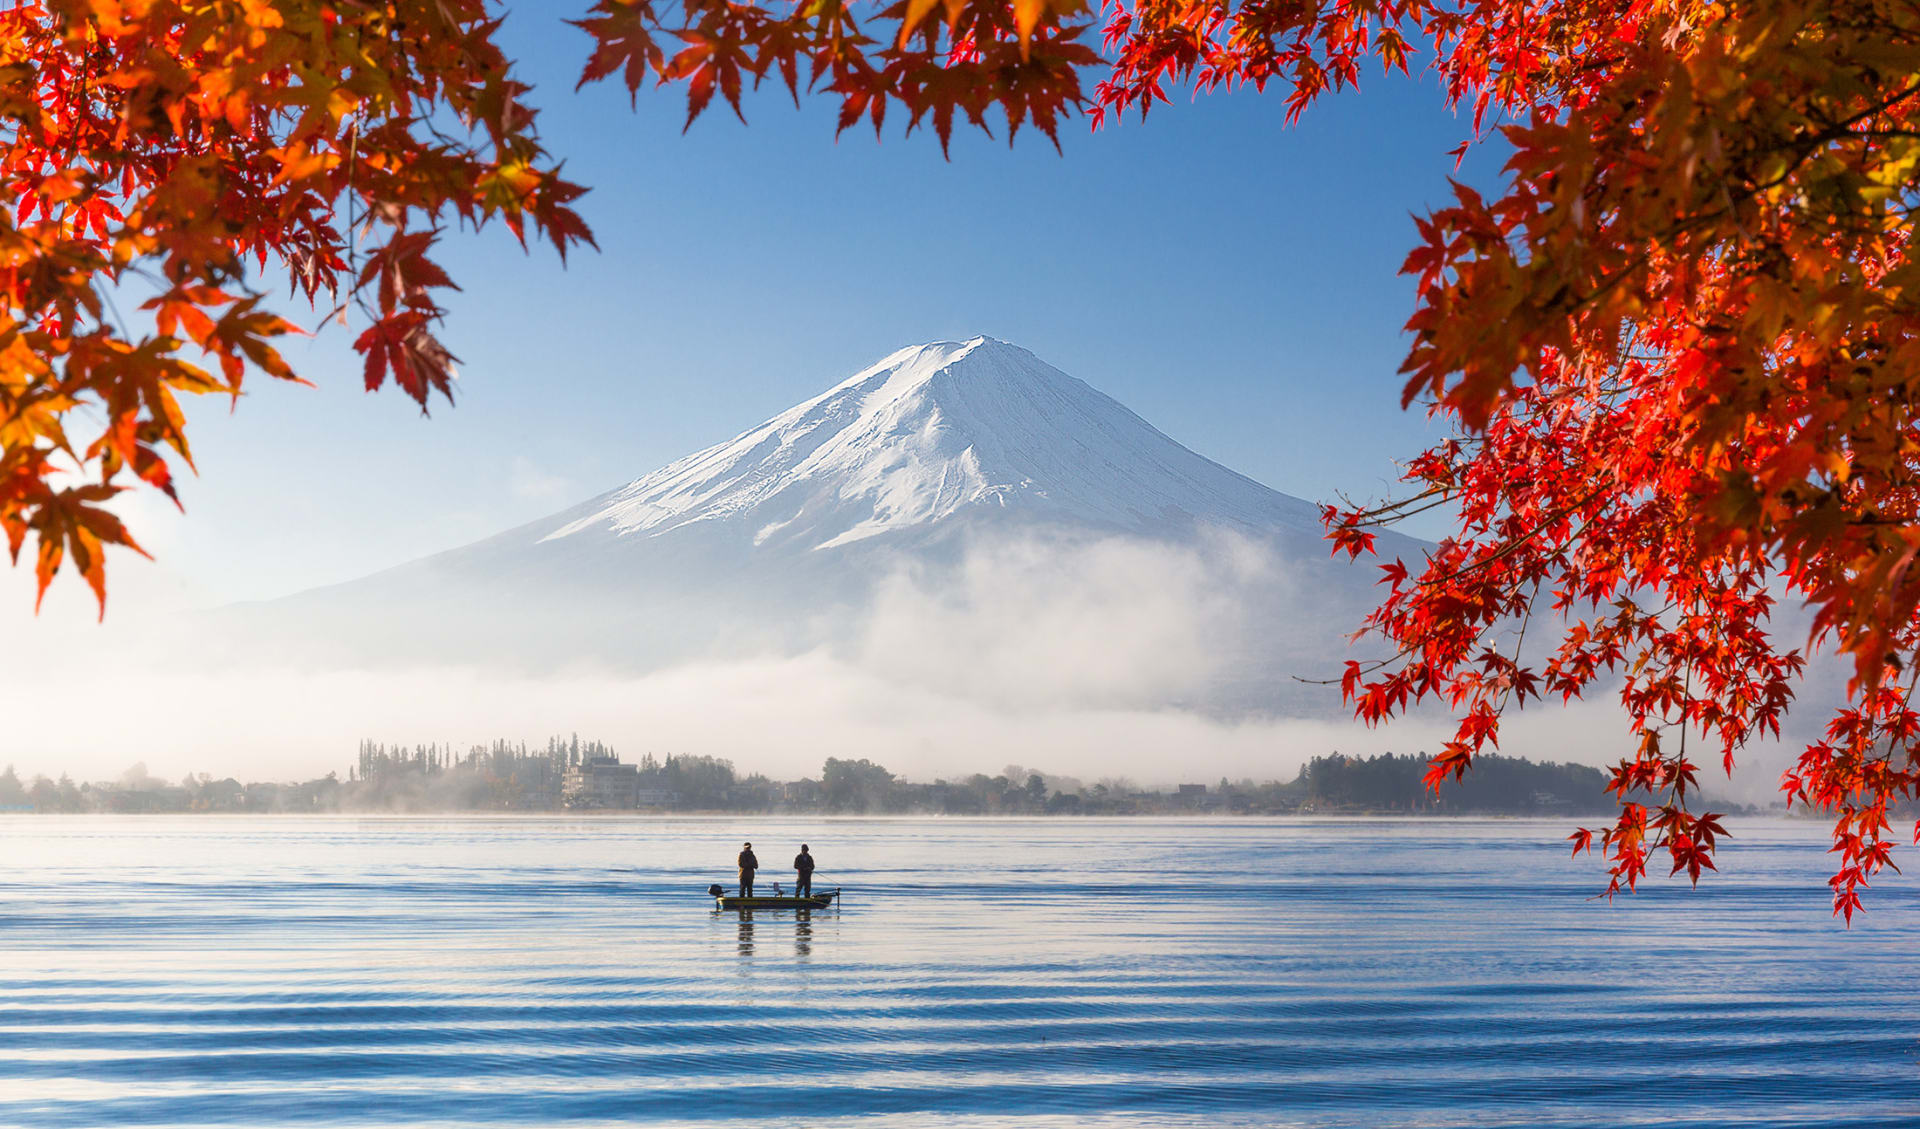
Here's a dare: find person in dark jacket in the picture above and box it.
[793,844,815,897]
[737,842,759,897]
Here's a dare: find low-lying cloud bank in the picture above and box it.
[3,650,1680,787]
[857,526,1321,711]
[0,524,1818,799]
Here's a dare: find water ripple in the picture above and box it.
[1,815,1916,1128]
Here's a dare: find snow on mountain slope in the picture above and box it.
[225,337,1405,716]
[539,337,1326,553]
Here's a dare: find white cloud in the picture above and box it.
[0,523,1833,803]
[0,652,1496,785]
[857,529,1292,708]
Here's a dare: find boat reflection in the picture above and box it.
[726,907,820,962]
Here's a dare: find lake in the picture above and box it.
[1,816,1915,1127]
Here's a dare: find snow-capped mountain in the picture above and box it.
[230,337,1409,712]
[541,336,1325,553]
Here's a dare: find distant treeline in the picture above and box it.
[1295,752,1619,814]
[347,736,748,811]
[0,746,1758,816]
[808,753,1630,816]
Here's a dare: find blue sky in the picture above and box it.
[30,10,1505,610]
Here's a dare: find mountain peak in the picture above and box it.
[541,338,1322,552]
[250,337,1379,693]
[822,335,1046,412]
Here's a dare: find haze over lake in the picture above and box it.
[3,816,1914,1128]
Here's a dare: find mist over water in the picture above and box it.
[14,519,1797,792]
[2,816,1915,1128]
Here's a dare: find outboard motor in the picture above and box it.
[707,884,725,898]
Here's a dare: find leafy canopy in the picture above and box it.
[10,0,1920,917]
[1,0,592,614]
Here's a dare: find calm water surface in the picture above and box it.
[1,816,1916,1128]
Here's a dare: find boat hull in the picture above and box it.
[714,889,838,910]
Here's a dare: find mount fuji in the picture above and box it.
[231,337,1416,713]
[540,336,1327,551]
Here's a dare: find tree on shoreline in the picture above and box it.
[7,0,1920,914]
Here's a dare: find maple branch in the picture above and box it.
[1337,484,1459,528]
[1410,491,1605,594]
[1496,583,1539,714]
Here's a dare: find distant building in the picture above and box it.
[563,755,640,808]
[1175,783,1218,811]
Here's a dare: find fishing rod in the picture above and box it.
[801,872,843,907]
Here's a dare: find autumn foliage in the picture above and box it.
[1311,0,1920,923]
[9,0,1920,917]
[1,0,591,613]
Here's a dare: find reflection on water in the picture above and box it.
[0,815,1917,1129]
[730,906,824,962]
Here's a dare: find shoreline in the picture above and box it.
[0,807,1798,820]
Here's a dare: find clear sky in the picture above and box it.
[5,9,1507,615]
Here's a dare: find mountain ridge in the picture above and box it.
[531,336,1327,556]
[221,337,1401,715]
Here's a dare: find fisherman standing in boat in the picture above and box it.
[737,842,759,898]
[794,844,815,898]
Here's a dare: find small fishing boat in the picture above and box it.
[708,884,839,910]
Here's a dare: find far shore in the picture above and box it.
[1,806,1795,820]
[4,749,1774,819]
